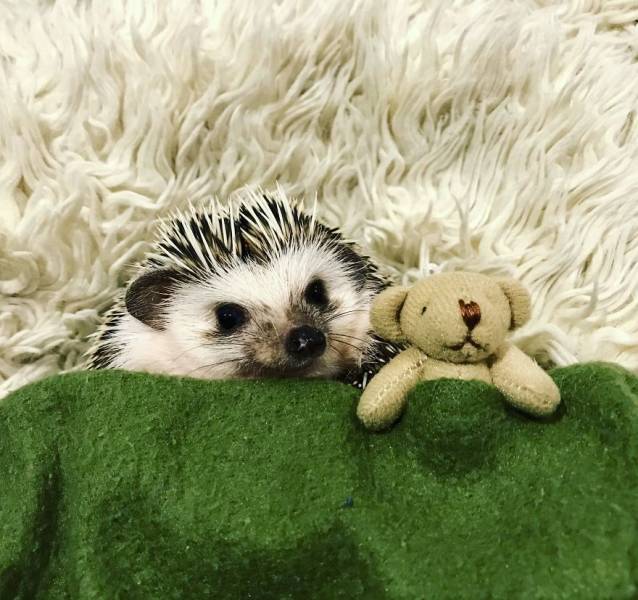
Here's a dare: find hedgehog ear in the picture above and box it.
[370,286,410,343]
[125,269,182,331]
[497,278,531,330]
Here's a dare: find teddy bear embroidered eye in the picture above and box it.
[357,272,561,431]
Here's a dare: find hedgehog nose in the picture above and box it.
[285,326,326,360]
[459,299,481,330]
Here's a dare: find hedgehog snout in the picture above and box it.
[284,325,327,361]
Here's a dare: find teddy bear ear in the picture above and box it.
[370,286,410,343]
[497,278,531,329]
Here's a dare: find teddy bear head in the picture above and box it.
[371,272,531,364]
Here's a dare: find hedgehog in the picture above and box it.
[88,188,400,389]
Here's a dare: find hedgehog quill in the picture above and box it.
[88,189,399,388]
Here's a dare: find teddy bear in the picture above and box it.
[357,271,561,431]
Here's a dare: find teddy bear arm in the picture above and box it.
[356,347,428,431]
[490,344,560,416]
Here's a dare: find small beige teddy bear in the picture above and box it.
[357,272,560,431]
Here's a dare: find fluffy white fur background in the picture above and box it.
[1,0,638,398]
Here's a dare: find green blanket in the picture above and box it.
[1,364,637,599]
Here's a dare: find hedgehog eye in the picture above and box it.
[215,303,248,332]
[304,278,329,307]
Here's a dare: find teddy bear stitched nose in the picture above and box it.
[459,299,481,330]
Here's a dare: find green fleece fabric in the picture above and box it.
[1,364,637,599]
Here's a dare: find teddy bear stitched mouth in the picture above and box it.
[448,337,484,351]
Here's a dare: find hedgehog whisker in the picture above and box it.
[169,339,245,363]
[331,332,370,346]
[329,343,347,361]
[253,319,270,338]
[202,330,264,345]
[170,329,266,364]
[331,337,364,353]
[185,357,243,377]
[267,319,280,338]
[325,308,368,323]
[169,343,212,364]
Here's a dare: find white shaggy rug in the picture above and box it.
[2,0,638,398]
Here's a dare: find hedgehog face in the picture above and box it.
[91,193,394,384]
[158,245,379,379]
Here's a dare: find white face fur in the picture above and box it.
[108,244,377,380]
